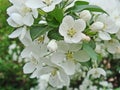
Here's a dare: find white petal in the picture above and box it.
[21,46,32,58]
[105,25,119,34]
[9,28,22,38]
[99,31,111,40]
[53,0,62,4]
[62,15,74,28]
[74,19,86,32]
[32,9,38,18]
[59,22,69,36]
[74,50,90,62]
[23,14,34,26]
[19,27,27,40]
[59,69,70,86]
[11,13,23,26]
[61,60,75,75]
[38,67,53,76]
[23,62,36,74]
[87,68,96,77]
[68,43,82,51]
[7,17,19,27]
[51,52,65,64]
[7,6,18,16]
[20,30,32,46]
[64,36,73,43]
[71,33,83,43]
[42,5,55,12]
[49,72,63,88]
[97,68,106,76]
[26,0,45,9]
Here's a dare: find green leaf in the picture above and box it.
[47,6,64,23]
[30,25,53,40]
[115,88,120,90]
[83,42,97,60]
[67,4,107,14]
[48,29,63,40]
[75,1,89,5]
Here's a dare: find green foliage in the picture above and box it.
[66,1,107,14]
[83,42,97,60]
[0,59,37,90]
[0,0,38,89]
[48,29,63,40]
[30,25,53,40]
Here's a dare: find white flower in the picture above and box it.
[104,39,120,54]
[95,43,108,57]
[59,15,86,43]
[7,0,38,27]
[79,10,92,22]
[26,0,62,12]
[87,68,106,78]
[90,22,104,32]
[99,81,108,87]
[23,54,43,74]
[47,39,58,52]
[20,31,49,59]
[51,41,90,75]
[9,26,27,39]
[37,65,70,88]
[90,14,119,40]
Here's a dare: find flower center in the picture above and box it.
[21,6,31,15]
[51,68,57,76]
[67,28,76,37]
[65,51,73,60]
[42,0,53,6]
[37,36,45,43]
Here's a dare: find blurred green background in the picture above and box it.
[0,0,37,90]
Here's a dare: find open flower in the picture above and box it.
[90,14,119,40]
[26,0,62,12]
[59,15,86,43]
[87,68,106,78]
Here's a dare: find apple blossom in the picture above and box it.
[79,10,92,22]
[59,15,86,43]
[26,0,62,12]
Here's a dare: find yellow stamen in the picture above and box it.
[65,51,73,60]
[67,28,76,37]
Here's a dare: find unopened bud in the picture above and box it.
[79,10,92,21]
[47,39,58,52]
[82,34,91,41]
[90,21,104,32]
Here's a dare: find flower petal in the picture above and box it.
[99,31,111,40]
[23,14,34,26]
[26,0,45,9]
[74,50,90,62]
[51,52,65,64]
[11,13,23,26]
[9,28,22,38]
[74,19,86,32]
[61,60,75,75]
[23,62,36,74]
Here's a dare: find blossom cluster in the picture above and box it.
[7,0,120,89]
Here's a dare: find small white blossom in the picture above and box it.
[90,21,104,32]
[87,68,106,78]
[91,14,119,40]
[104,39,120,54]
[47,39,58,52]
[26,0,62,12]
[59,15,86,43]
[79,10,92,22]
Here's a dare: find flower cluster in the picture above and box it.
[7,0,120,89]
